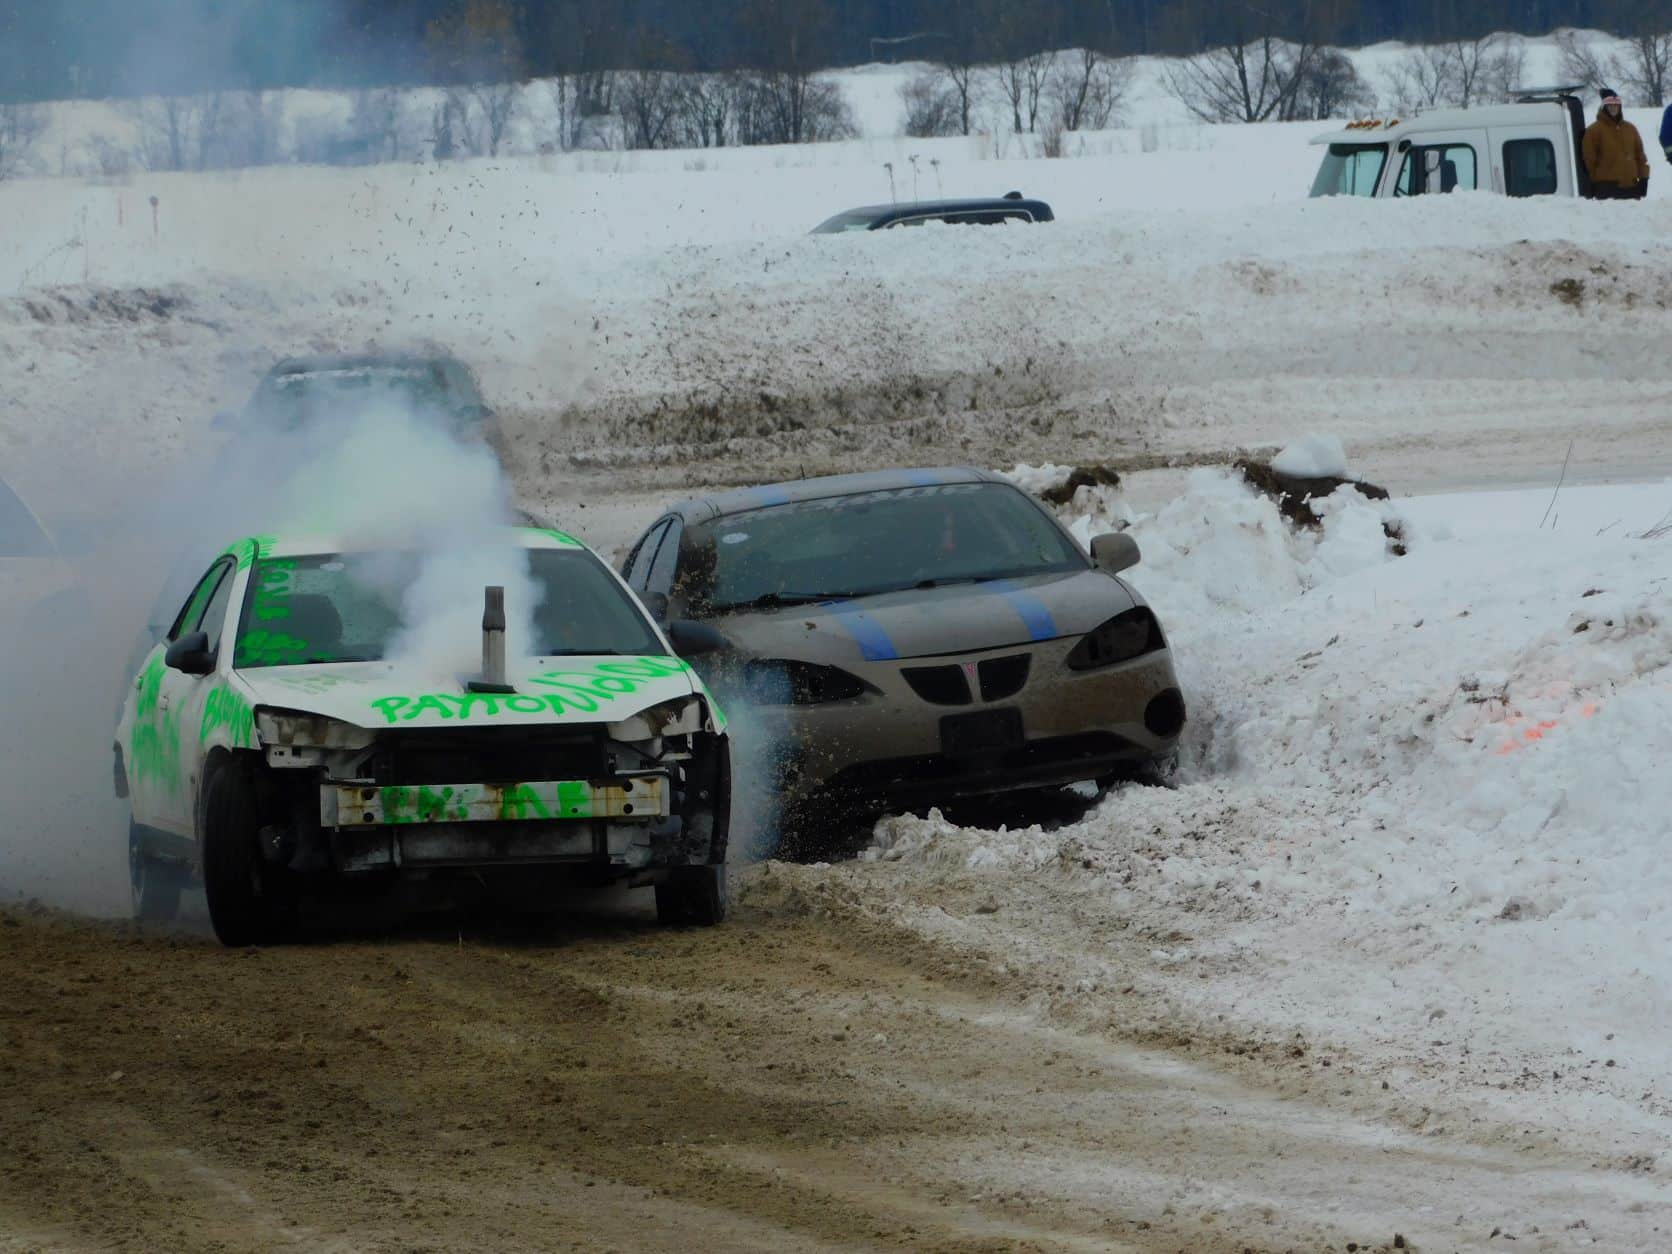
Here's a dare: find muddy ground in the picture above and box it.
[2,861,1643,1254]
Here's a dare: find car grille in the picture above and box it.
[902,654,1032,705]
[978,654,1030,701]
[902,665,972,706]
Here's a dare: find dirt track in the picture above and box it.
[0,873,1453,1254]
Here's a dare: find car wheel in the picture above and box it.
[128,821,183,923]
[655,864,728,927]
[201,762,294,946]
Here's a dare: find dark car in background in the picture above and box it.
[622,468,1184,851]
[812,191,1055,233]
[214,352,494,439]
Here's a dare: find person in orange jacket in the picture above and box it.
[1583,87,1650,199]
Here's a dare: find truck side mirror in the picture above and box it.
[1423,149,1442,194]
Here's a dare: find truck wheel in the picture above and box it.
[655,864,728,927]
[128,821,183,923]
[201,762,293,946]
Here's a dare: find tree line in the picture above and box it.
[7,0,1672,103]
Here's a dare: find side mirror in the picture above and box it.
[164,630,215,675]
[1422,148,1442,194]
[1090,532,1140,575]
[666,619,726,658]
[642,591,670,622]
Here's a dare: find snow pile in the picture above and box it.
[1269,432,1348,478]
[863,474,1672,1142]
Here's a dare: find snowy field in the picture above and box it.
[5,34,1672,1246]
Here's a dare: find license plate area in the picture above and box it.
[940,708,1023,757]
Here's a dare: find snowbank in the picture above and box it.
[865,467,1672,1149]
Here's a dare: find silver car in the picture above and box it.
[621,469,1185,846]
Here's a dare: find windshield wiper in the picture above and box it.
[911,575,1004,590]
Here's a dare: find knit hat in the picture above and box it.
[1601,87,1622,105]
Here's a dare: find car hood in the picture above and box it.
[713,569,1136,665]
[237,654,704,731]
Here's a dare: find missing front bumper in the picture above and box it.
[323,776,669,828]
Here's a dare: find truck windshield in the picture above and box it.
[1310,143,1388,198]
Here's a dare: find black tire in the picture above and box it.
[128,821,183,923]
[655,864,728,927]
[200,762,293,947]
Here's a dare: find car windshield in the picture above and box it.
[686,482,1086,612]
[253,364,474,429]
[233,547,662,668]
[811,210,879,234]
[0,476,52,557]
[1310,143,1388,197]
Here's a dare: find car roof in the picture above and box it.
[1309,99,1571,145]
[830,196,1051,220]
[263,352,469,377]
[222,527,588,564]
[667,467,1007,524]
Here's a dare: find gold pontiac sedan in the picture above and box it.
[621,468,1185,850]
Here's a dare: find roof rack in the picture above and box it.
[1514,85,1586,102]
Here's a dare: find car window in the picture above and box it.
[644,519,684,596]
[233,548,662,668]
[1504,138,1558,196]
[0,477,53,557]
[811,210,879,233]
[625,520,670,590]
[1394,143,1478,195]
[168,558,235,644]
[684,482,1086,612]
[197,561,238,653]
[1310,143,1388,197]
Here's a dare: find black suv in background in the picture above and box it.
[812,191,1054,233]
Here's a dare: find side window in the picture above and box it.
[1395,144,1478,195]
[626,521,670,590]
[167,559,235,644]
[644,519,684,596]
[196,562,238,654]
[1504,138,1558,197]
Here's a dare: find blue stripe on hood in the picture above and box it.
[987,579,1060,642]
[822,600,900,661]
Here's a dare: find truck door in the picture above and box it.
[1487,126,1570,197]
[1389,130,1487,196]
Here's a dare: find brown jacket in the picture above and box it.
[1583,109,1650,187]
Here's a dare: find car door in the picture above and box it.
[1390,130,1486,195]
[125,557,238,836]
[1489,126,1570,197]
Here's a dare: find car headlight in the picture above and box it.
[744,659,867,705]
[1065,608,1164,671]
[255,708,376,750]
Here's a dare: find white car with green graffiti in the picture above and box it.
[114,529,732,945]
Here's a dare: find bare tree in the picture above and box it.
[1557,29,1615,93]
[674,73,734,148]
[1382,45,1456,113]
[126,94,226,171]
[734,0,854,145]
[990,48,1053,134]
[0,102,46,180]
[617,26,689,150]
[1299,49,1374,119]
[1614,29,1672,107]
[427,0,524,156]
[933,0,992,137]
[1448,32,1521,107]
[1049,48,1133,131]
[900,71,961,137]
[989,6,1054,133]
[216,90,283,167]
[1559,23,1672,107]
[1165,34,1321,124]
